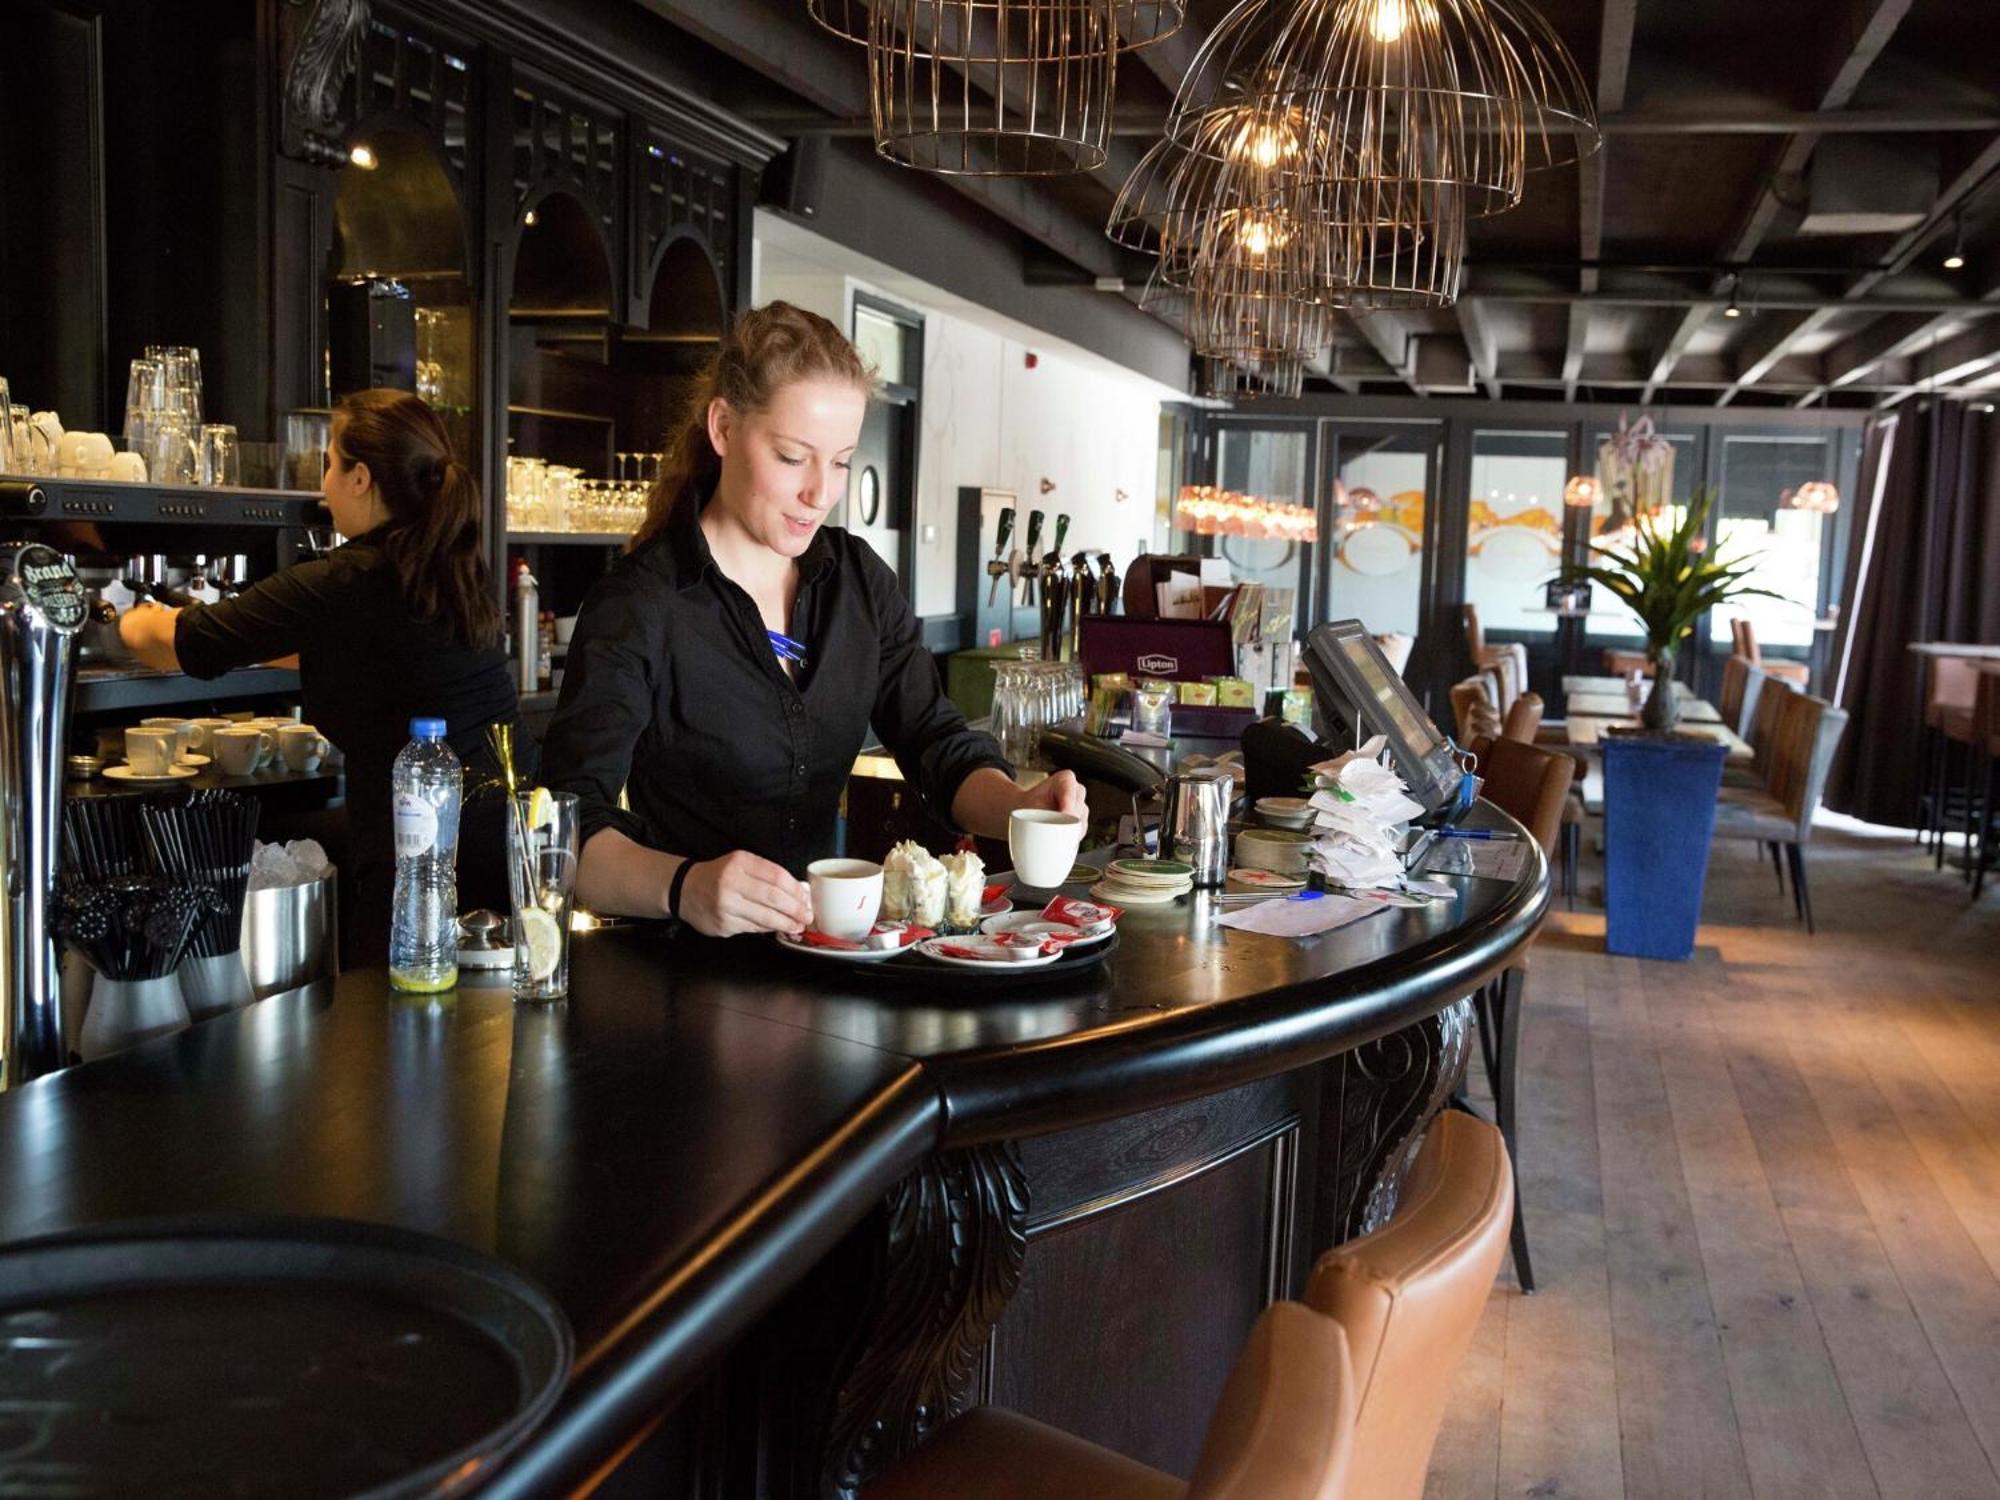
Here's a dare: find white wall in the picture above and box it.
[753,211,1179,621]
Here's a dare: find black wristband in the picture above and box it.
[667,858,696,922]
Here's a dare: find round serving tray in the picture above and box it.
[0,1216,573,1498]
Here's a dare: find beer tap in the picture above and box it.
[1017,509,1045,607]
[1096,552,1120,616]
[1038,550,1067,661]
[1067,550,1092,662]
[984,507,1016,607]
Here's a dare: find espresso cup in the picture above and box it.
[806,858,884,940]
[124,727,179,776]
[278,724,329,772]
[212,726,272,776]
[187,718,234,756]
[140,717,196,762]
[1007,809,1085,890]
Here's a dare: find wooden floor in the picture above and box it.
[1428,817,2000,1500]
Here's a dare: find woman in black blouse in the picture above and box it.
[119,388,525,965]
[541,302,1084,938]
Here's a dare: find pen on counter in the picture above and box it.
[1435,828,1523,841]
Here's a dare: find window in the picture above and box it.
[1582,425,1702,641]
[1214,422,1315,620]
[1465,430,1568,637]
[1320,426,1436,638]
[1709,434,1833,650]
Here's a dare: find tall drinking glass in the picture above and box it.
[508,789,579,1002]
[0,376,13,474]
[199,424,240,487]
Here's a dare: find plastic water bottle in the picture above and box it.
[389,717,461,992]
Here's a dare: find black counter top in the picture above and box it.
[0,801,1545,1492]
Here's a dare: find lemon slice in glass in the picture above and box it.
[516,907,562,982]
[528,786,558,831]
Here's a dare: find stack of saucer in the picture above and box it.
[1234,828,1314,879]
[1253,796,1315,832]
[1091,857,1195,905]
[1225,867,1307,894]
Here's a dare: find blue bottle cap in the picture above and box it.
[410,717,447,741]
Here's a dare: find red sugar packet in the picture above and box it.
[1042,894,1121,928]
[982,882,1010,907]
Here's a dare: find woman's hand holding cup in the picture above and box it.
[676,850,815,939]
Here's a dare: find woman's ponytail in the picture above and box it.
[332,391,501,649]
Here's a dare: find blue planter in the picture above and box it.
[1602,735,1728,961]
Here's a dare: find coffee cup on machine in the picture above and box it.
[212,725,273,776]
[123,727,179,776]
[277,724,329,772]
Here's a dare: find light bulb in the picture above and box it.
[348,143,378,171]
[1370,0,1409,44]
[1241,218,1274,257]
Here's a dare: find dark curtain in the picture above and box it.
[1825,403,2000,825]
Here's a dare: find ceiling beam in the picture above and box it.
[1794,271,2000,404]
[1566,0,1637,402]
[1455,299,1502,399]
[1350,314,1422,394]
[1645,0,1915,400]
[1717,310,1827,405]
[1123,12,1207,93]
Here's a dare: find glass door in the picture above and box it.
[1708,431,1838,655]
[1212,418,1319,624]
[1318,424,1439,642]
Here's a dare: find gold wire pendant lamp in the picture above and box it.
[1198,353,1307,401]
[1164,0,1599,218]
[812,0,1185,51]
[867,0,1125,174]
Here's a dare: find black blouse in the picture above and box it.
[539,496,1010,874]
[174,530,524,881]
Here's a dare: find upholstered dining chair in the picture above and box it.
[863,1112,1512,1500]
[1711,691,1849,932]
[1461,605,1529,707]
[1719,654,1754,734]
[1920,654,1980,866]
[1460,735,1572,1294]
[1732,617,1810,688]
[1966,667,2000,900]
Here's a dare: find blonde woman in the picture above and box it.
[542,302,1083,938]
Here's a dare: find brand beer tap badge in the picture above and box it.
[13,546,87,632]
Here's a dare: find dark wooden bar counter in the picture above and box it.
[0,803,1545,1498]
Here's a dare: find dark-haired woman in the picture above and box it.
[119,388,526,966]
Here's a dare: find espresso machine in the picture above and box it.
[0,542,87,1086]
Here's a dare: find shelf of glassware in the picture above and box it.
[3,474,321,529]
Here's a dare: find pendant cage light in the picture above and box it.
[868,0,1123,174]
[1198,353,1308,401]
[813,0,1185,51]
[1164,0,1598,218]
[1110,120,1467,309]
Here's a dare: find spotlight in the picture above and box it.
[1723,274,1742,319]
[1944,219,1967,271]
[348,143,378,171]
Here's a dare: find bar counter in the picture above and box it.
[0,802,1546,1498]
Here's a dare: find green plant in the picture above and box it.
[1559,487,1781,661]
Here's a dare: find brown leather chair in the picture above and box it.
[1733,617,1810,688]
[866,1303,1356,1500]
[1501,691,1544,745]
[1719,653,1753,732]
[1921,655,1980,865]
[1602,647,1650,676]
[1461,737,1571,1293]
[1967,667,2000,900]
[1304,1112,1514,1500]
[1450,675,1503,745]
[864,1114,1513,1500]
[1461,605,1529,708]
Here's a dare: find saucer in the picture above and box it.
[105,764,198,783]
[914,936,1063,969]
[979,912,1116,948]
[176,753,211,768]
[775,932,906,963]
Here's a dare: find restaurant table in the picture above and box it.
[1566,690,1722,723]
[1563,673,1636,696]
[1564,713,1752,761]
[1909,641,2000,661]
[0,803,1546,1499]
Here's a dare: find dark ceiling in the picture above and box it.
[634,0,2000,408]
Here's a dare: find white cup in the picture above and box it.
[277,724,329,772]
[1008,809,1085,889]
[806,858,884,940]
[140,717,196,762]
[212,726,272,776]
[187,718,234,755]
[124,727,179,775]
[106,450,148,483]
